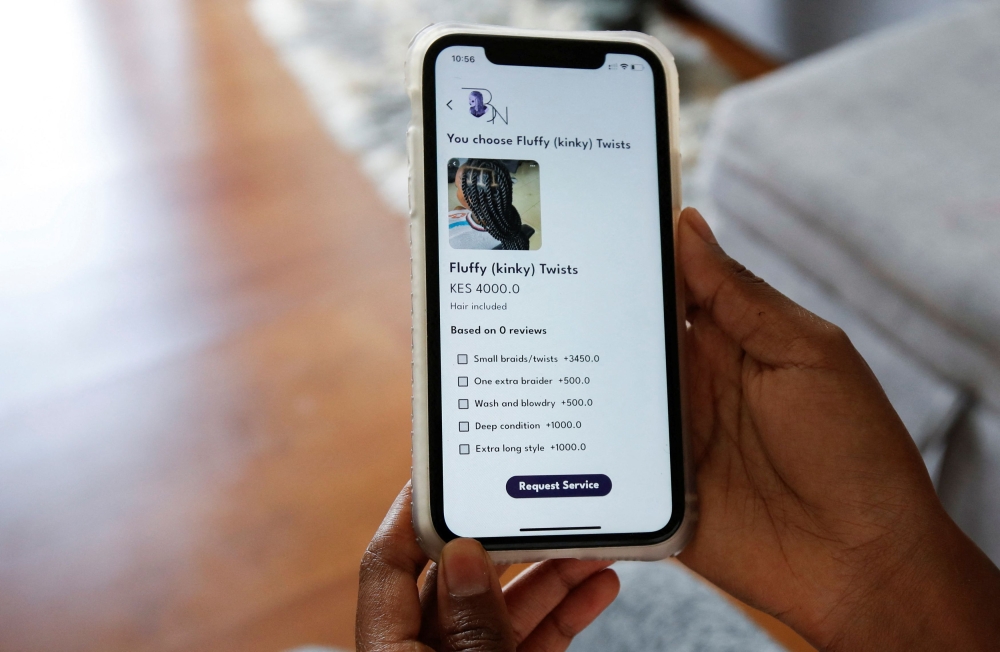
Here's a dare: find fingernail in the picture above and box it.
[684,208,718,245]
[441,539,491,597]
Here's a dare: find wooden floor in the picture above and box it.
[0,2,809,651]
[0,1,411,650]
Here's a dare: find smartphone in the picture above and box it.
[406,24,694,563]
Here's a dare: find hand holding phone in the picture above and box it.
[387,175,1000,645]
[356,483,621,652]
[675,208,1000,651]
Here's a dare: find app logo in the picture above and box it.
[462,87,508,125]
[469,90,487,118]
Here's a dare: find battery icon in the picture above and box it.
[631,63,645,71]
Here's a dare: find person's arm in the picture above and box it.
[675,207,1000,650]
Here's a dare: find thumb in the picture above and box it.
[678,207,844,367]
[437,538,516,652]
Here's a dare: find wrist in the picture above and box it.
[811,506,1000,651]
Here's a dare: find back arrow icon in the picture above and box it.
[446,100,453,110]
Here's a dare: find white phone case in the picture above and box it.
[406,23,696,563]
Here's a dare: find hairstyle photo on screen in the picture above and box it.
[447,158,541,250]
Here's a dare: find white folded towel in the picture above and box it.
[700,2,1000,412]
[936,403,1000,562]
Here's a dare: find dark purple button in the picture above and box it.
[506,474,612,498]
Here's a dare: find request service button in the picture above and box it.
[506,474,612,499]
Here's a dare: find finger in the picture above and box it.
[356,482,430,652]
[418,562,441,647]
[519,568,620,652]
[421,560,512,648]
[678,207,842,367]
[502,559,613,643]
[437,538,518,651]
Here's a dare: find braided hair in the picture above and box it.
[459,160,530,250]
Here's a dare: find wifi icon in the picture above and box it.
[620,63,628,70]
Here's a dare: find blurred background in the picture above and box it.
[1,1,997,651]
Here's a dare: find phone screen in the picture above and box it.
[422,37,684,547]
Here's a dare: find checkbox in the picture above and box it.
[458,399,469,409]
[459,421,469,432]
[458,376,468,387]
[459,444,470,455]
[457,354,468,364]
